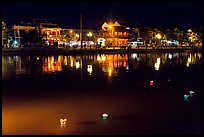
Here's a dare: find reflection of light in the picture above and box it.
[168,54,172,59]
[123,61,127,67]
[64,56,68,65]
[189,91,194,97]
[43,56,63,73]
[186,54,192,67]
[87,65,92,75]
[102,113,108,120]
[132,53,137,59]
[154,57,160,71]
[60,118,67,128]
[126,65,129,70]
[97,55,101,61]
[76,61,80,69]
[101,55,106,61]
[150,81,154,86]
[71,60,73,67]
[108,67,112,76]
[197,53,202,59]
[184,95,189,101]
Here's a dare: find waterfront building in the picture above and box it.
[101,21,130,47]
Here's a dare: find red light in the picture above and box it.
[150,81,154,86]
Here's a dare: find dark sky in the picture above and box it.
[2,1,202,30]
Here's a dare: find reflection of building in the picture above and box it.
[97,54,128,76]
[42,56,62,73]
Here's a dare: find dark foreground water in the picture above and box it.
[2,51,202,135]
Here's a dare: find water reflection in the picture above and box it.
[2,52,202,79]
[42,56,62,73]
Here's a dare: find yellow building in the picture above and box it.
[101,21,129,47]
[40,23,62,46]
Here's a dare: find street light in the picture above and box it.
[155,33,162,48]
[156,33,162,39]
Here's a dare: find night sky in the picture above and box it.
[2,1,202,30]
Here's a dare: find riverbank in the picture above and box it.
[2,47,202,55]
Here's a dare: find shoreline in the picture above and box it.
[2,47,202,55]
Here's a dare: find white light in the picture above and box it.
[14,40,18,45]
[76,61,80,69]
[189,91,194,97]
[126,65,129,70]
[168,54,172,59]
[102,113,108,120]
[132,53,137,59]
[155,57,161,71]
[87,65,93,75]
[126,27,130,30]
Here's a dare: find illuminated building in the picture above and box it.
[40,23,61,46]
[101,21,131,47]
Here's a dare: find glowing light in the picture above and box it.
[14,40,18,45]
[87,65,93,75]
[102,113,108,120]
[60,118,67,128]
[126,65,129,70]
[101,55,106,61]
[187,29,192,33]
[184,94,189,101]
[186,54,192,67]
[87,32,93,37]
[64,56,68,65]
[70,60,73,67]
[132,53,137,59]
[37,57,40,60]
[189,91,194,97]
[108,67,112,77]
[69,30,73,33]
[76,61,80,69]
[156,33,162,39]
[168,54,172,59]
[154,57,161,71]
[150,81,154,86]
[97,55,101,61]
[108,24,113,29]
[75,34,79,37]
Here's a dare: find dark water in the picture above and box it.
[2,51,202,135]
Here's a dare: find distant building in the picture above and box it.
[12,18,62,47]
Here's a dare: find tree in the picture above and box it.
[2,22,13,46]
[21,28,42,45]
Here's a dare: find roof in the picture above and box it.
[114,26,128,32]
[41,23,60,28]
